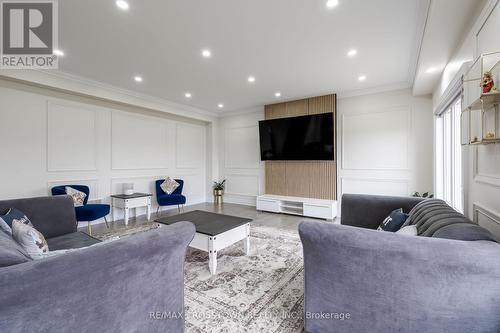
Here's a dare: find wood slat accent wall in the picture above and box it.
[264,94,337,200]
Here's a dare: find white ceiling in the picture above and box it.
[59,0,419,111]
[56,0,424,113]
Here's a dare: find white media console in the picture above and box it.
[256,194,337,221]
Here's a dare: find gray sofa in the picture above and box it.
[0,195,195,333]
[299,194,500,333]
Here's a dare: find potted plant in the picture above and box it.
[412,191,434,199]
[213,179,226,205]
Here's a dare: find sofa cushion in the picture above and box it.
[0,208,34,235]
[377,208,408,232]
[433,223,498,242]
[160,177,180,195]
[47,231,101,251]
[65,186,87,207]
[12,220,49,257]
[0,229,32,267]
[405,199,471,236]
[396,225,418,236]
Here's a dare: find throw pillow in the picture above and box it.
[396,225,418,236]
[65,186,87,207]
[0,208,34,235]
[0,228,32,267]
[160,177,180,195]
[11,220,49,257]
[377,208,409,232]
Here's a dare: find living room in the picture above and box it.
[1,0,500,332]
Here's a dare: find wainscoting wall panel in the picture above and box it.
[264,94,337,200]
[337,89,433,213]
[224,126,260,169]
[47,101,97,171]
[111,111,169,170]
[341,108,410,171]
[219,111,265,206]
[341,178,409,197]
[474,204,500,239]
[0,84,209,222]
[176,123,205,169]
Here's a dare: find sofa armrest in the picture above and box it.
[341,194,424,229]
[0,222,195,333]
[299,221,500,333]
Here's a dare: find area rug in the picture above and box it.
[184,225,304,333]
[92,222,161,241]
[93,221,305,332]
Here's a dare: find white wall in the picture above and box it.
[338,89,434,200]
[218,90,434,209]
[218,109,265,206]
[433,0,500,236]
[0,80,209,223]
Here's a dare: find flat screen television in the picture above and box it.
[259,113,334,160]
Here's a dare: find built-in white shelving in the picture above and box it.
[256,194,337,221]
[462,51,500,145]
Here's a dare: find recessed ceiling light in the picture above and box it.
[358,75,367,81]
[134,76,143,82]
[426,67,437,74]
[53,49,64,56]
[248,76,256,83]
[202,50,211,58]
[218,104,224,108]
[347,49,357,57]
[185,92,192,98]
[326,0,339,9]
[116,0,129,10]
[275,92,281,97]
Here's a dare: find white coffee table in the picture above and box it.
[156,210,252,275]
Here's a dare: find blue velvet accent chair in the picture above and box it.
[51,185,110,235]
[155,179,186,215]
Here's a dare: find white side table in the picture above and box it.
[111,193,152,225]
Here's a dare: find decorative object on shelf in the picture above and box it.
[412,192,434,199]
[471,136,480,143]
[122,183,134,195]
[486,132,496,139]
[213,179,226,206]
[481,71,495,94]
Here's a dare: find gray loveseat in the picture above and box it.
[0,195,195,333]
[299,194,500,333]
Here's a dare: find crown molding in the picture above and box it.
[407,0,431,87]
[336,82,411,99]
[219,106,265,118]
[0,69,219,122]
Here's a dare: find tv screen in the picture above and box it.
[259,113,334,161]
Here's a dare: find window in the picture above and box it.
[435,98,463,212]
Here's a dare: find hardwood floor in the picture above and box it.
[82,202,337,235]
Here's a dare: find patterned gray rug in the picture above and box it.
[184,225,304,333]
[94,222,304,332]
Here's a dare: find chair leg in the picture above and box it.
[177,205,180,213]
[157,206,160,216]
[104,216,109,229]
[87,222,92,236]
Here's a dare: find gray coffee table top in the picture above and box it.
[155,210,252,236]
